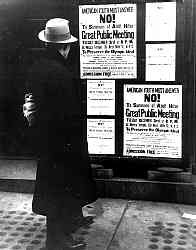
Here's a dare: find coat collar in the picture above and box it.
[45,47,68,68]
[43,46,79,76]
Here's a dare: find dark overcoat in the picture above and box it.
[25,47,97,216]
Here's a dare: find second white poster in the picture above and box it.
[124,85,182,158]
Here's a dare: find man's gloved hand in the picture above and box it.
[23,93,37,126]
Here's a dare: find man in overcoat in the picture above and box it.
[23,18,97,249]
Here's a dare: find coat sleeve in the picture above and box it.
[24,58,85,156]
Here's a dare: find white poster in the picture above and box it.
[79,4,137,79]
[124,85,182,158]
[146,43,176,81]
[146,2,176,41]
[87,119,115,154]
[87,80,115,115]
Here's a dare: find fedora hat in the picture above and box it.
[38,18,78,43]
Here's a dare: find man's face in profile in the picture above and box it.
[60,44,71,59]
[45,43,71,59]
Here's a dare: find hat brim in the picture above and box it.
[38,30,78,43]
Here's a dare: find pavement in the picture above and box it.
[0,192,196,249]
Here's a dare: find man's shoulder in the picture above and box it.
[28,56,70,80]
[32,56,63,70]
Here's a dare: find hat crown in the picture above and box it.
[45,18,70,37]
[46,18,69,26]
[38,18,78,43]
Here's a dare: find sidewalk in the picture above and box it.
[0,192,196,250]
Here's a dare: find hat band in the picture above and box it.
[44,31,71,42]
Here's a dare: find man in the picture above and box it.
[23,18,97,249]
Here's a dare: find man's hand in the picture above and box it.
[23,94,37,126]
